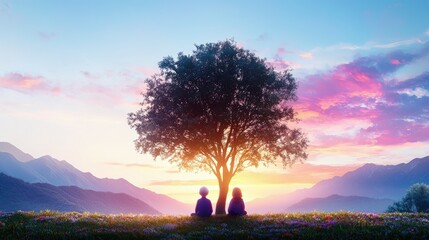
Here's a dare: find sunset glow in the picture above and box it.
[1,0,428,204]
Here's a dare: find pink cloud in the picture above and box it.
[390,59,401,65]
[299,52,313,59]
[267,58,300,70]
[277,47,287,56]
[74,67,151,106]
[357,120,429,145]
[76,80,147,106]
[266,47,299,70]
[268,59,292,70]
[295,44,429,147]
[0,69,149,107]
[79,83,123,105]
[298,63,383,118]
[123,80,147,96]
[0,73,60,94]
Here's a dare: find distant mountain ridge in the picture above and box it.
[0,142,34,162]
[0,143,192,214]
[3,142,427,214]
[287,194,394,213]
[0,173,160,214]
[308,156,429,199]
[248,156,429,213]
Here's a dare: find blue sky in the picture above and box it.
[1,0,429,202]
[3,0,429,77]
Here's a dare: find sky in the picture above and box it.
[1,0,429,204]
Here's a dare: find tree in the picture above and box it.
[387,183,429,213]
[128,40,308,214]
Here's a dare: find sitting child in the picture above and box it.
[228,187,247,216]
[191,186,213,217]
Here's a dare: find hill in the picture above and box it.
[0,142,34,162]
[248,156,429,213]
[286,194,394,213]
[0,173,159,214]
[0,143,192,214]
[308,156,429,200]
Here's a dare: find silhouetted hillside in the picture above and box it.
[308,156,429,199]
[0,173,160,214]
[287,194,394,213]
[248,156,429,213]
[0,143,192,214]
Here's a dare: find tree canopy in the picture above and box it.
[128,40,308,214]
[387,183,429,213]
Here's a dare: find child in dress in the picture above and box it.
[191,186,213,217]
[228,187,247,216]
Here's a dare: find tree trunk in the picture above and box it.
[215,177,231,214]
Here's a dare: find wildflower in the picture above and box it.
[161,223,177,230]
[143,228,158,234]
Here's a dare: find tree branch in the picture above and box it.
[200,149,221,179]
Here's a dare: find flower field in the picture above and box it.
[0,211,428,239]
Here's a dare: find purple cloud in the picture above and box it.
[296,43,429,146]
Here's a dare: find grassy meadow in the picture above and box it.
[1,211,429,239]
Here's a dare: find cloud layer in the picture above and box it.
[150,163,360,186]
[0,73,60,94]
[296,43,429,147]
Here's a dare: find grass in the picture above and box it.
[0,211,428,239]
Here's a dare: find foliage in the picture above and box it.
[387,183,429,213]
[1,211,429,239]
[128,40,308,214]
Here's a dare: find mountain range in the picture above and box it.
[0,173,159,214]
[0,142,33,162]
[0,142,191,214]
[286,194,394,213]
[247,156,429,213]
[1,142,428,214]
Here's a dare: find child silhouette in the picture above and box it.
[228,187,247,216]
[191,186,213,217]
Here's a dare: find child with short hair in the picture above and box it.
[228,187,247,216]
[191,186,213,217]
